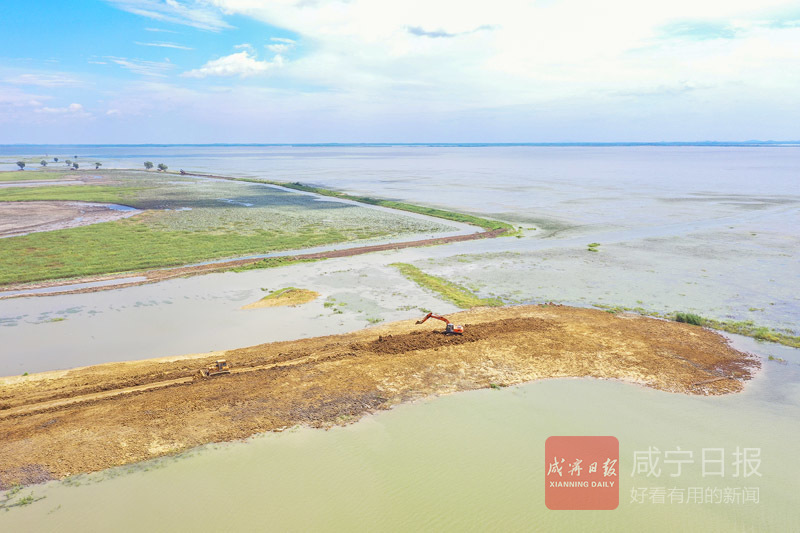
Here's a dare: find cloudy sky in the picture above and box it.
[1,0,799,143]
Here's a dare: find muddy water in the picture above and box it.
[1,335,798,531]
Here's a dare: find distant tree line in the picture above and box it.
[144,161,168,172]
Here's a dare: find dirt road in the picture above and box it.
[0,305,757,488]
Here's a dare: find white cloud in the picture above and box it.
[6,73,84,87]
[106,0,231,31]
[33,0,800,141]
[107,56,175,77]
[266,43,292,54]
[135,41,193,50]
[0,87,48,107]
[34,103,90,117]
[145,27,178,33]
[182,51,283,78]
[0,87,49,125]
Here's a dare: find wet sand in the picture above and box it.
[0,305,757,488]
[0,201,140,239]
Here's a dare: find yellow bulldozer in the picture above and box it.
[198,359,231,378]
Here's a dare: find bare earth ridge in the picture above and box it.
[0,305,758,488]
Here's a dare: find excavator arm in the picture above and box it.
[416,312,450,325]
[415,312,464,334]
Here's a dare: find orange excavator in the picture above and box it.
[415,312,464,335]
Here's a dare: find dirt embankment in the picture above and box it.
[0,305,758,488]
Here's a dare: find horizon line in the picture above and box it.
[2,141,800,147]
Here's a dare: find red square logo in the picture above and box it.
[545,436,619,510]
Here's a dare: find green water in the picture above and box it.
[2,336,798,531]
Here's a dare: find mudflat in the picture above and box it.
[0,201,139,238]
[0,305,757,488]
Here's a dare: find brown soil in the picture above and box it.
[0,305,758,488]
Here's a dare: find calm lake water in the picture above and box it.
[1,145,798,530]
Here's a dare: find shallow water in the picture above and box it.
[0,146,798,529]
[1,147,796,374]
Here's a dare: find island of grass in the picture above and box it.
[241,287,319,309]
[391,262,503,308]
[0,169,508,287]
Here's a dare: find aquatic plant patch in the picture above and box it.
[391,262,504,309]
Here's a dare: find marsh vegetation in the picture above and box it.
[0,170,454,286]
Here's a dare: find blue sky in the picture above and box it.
[1,0,799,143]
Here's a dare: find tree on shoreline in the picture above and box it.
[95,162,102,170]
[144,161,153,170]
[157,163,168,172]
[72,162,79,170]
[16,161,25,170]
[65,159,72,167]
[40,160,48,167]
[54,157,59,162]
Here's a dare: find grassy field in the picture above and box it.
[0,170,75,182]
[0,170,456,286]
[0,185,142,203]
[0,219,357,285]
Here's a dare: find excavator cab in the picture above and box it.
[445,323,464,335]
[199,359,231,377]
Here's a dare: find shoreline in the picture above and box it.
[0,304,758,488]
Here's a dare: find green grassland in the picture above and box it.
[0,170,455,286]
[0,220,357,285]
[391,263,504,308]
[0,185,142,203]
[0,170,75,182]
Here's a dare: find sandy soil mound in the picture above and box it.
[241,288,319,309]
[360,317,554,354]
[0,305,758,488]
